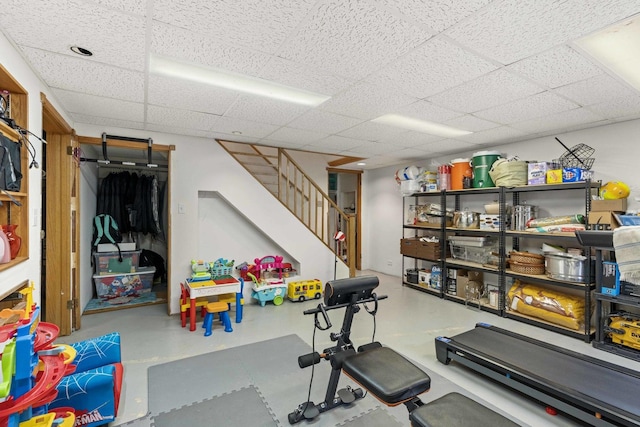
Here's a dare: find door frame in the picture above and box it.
[327,168,362,270]
[41,93,78,335]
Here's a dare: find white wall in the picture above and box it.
[0,31,73,305]
[74,123,348,314]
[361,118,640,277]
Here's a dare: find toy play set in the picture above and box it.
[0,284,123,427]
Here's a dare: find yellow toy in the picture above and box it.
[287,279,323,302]
[600,181,630,200]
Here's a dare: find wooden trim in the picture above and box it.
[0,64,27,93]
[327,167,363,175]
[327,156,365,167]
[41,93,73,134]
[78,135,173,151]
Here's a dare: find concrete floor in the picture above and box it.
[58,270,640,426]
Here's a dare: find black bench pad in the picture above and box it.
[342,346,431,404]
[410,392,520,427]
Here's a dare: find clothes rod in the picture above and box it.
[80,157,168,170]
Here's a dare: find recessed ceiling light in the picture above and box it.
[574,16,640,93]
[149,53,331,106]
[372,114,472,138]
[70,46,93,56]
[357,162,366,166]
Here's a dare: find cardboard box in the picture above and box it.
[562,167,593,182]
[418,270,431,285]
[587,211,620,230]
[527,162,548,185]
[479,214,500,230]
[601,261,620,296]
[456,275,469,297]
[546,168,562,184]
[620,280,640,298]
[591,199,627,212]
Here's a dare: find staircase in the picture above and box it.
[217,140,356,277]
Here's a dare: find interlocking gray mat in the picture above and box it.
[122,334,516,426]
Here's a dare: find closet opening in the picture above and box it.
[78,134,172,316]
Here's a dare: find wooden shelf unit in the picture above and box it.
[0,63,29,268]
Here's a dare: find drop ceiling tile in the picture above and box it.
[587,96,640,119]
[393,147,441,160]
[510,107,606,133]
[475,92,579,124]
[344,141,405,156]
[456,125,527,145]
[443,114,501,132]
[22,48,144,102]
[393,100,463,122]
[278,0,432,80]
[320,81,418,120]
[224,96,310,126]
[92,0,147,15]
[425,139,479,156]
[258,139,309,150]
[366,37,498,98]
[265,127,329,144]
[445,0,640,65]
[147,105,218,131]
[337,121,407,142]
[0,0,146,70]
[553,74,637,106]
[507,45,604,89]
[212,134,261,144]
[145,123,215,139]
[378,131,443,147]
[257,57,354,96]
[147,75,239,115]
[153,0,316,54]
[370,0,493,32]
[307,135,367,153]
[287,110,363,134]
[427,69,543,113]
[71,113,145,130]
[53,89,145,122]
[151,22,272,74]
[212,115,280,139]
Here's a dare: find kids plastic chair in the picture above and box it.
[179,282,209,328]
[217,278,244,323]
[202,302,233,336]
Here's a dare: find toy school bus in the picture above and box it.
[287,279,323,302]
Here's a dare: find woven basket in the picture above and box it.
[509,251,545,264]
[509,260,545,275]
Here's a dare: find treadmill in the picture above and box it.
[436,323,640,426]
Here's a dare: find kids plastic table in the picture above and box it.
[185,279,242,331]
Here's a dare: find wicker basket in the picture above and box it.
[509,251,545,264]
[509,260,545,275]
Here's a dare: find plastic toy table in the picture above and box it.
[185,278,242,331]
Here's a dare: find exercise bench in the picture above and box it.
[288,276,518,426]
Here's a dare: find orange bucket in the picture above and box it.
[450,158,472,190]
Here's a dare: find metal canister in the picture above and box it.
[512,204,538,230]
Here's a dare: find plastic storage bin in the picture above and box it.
[449,242,496,264]
[93,267,155,299]
[93,250,141,274]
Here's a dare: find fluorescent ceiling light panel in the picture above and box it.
[574,16,640,93]
[149,54,331,106]
[372,114,472,138]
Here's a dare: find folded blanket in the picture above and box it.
[613,226,640,285]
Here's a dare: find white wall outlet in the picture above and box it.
[387,260,393,266]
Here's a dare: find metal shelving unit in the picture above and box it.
[402,181,600,342]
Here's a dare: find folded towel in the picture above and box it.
[613,226,640,285]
